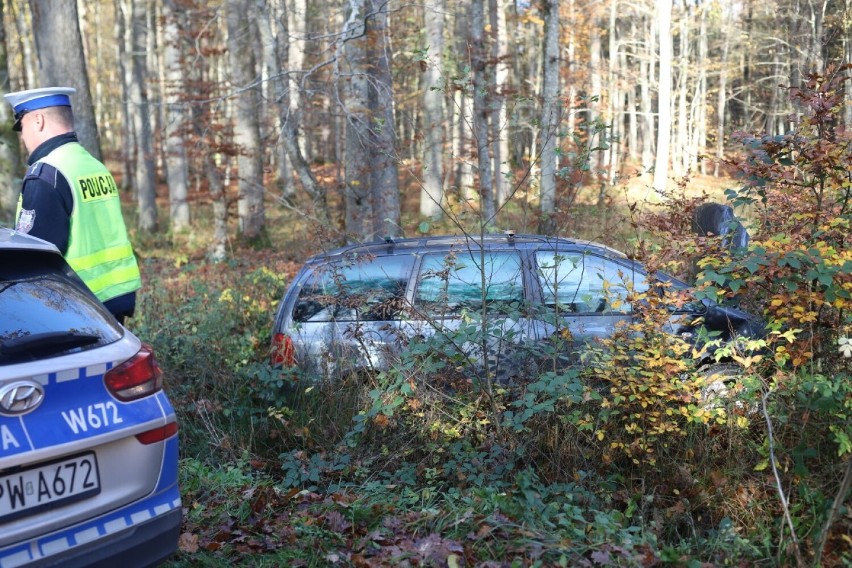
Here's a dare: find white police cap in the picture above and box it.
[4,87,76,114]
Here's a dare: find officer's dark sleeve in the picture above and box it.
[18,168,73,255]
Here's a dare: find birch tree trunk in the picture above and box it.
[343,0,372,240]
[489,0,510,206]
[128,0,158,232]
[420,0,445,219]
[652,0,673,194]
[226,0,265,239]
[162,0,190,232]
[714,7,730,177]
[539,0,559,234]
[566,0,577,139]
[28,0,102,160]
[285,0,309,199]
[602,0,619,199]
[471,0,495,226]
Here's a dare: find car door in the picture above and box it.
[408,247,535,379]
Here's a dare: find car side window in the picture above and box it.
[293,254,414,322]
[415,250,524,317]
[535,251,649,314]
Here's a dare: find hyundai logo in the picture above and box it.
[0,380,45,415]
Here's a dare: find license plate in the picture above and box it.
[0,453,100,522]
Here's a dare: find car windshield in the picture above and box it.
[0,251,122,365]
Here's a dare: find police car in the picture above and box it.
[0,227,180,567]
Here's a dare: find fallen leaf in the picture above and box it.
[591,549,611,564]
[324,510,352,533]
[178,532,199,554]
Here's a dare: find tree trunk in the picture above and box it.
[207,156,228,262]
[489,0,510,207]
[714,10,730,177]
[603,0,619,198]
[284,0,309,200]
[128,0,158,232]
[539,0,559,234]
[453,3,474,203]
[367,0,401,239]
[589,9,606,202]
[226,0,265,239]
[342,0,372,240]
[420,0,445,219]
[12,1,35,88]
[28,0,102,160]
[255,0,276,141]
[274,0,327,222]
[162,0,190,232]
[695,5,707,175]
[258,0,291,199]
[625,22,638,162]
[845,0,852,128]
[674,7,688,177]
[472,0,495,226]
[652,0,672,194]
[113,0,134,192]
[641,15,655,172]
[146,0,162,175]
[0,0,21,222]
[566,0,577,141]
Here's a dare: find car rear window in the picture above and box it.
[293,254,415,322]
[0,250,123,365]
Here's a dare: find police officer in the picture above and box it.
[4,87,141,324]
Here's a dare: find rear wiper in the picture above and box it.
[0,331,100,361]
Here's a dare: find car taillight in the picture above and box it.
[136,421,178,444]
[271,333,295,366]
[105,344,163,401]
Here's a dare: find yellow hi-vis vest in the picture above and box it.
[38,143,141,302]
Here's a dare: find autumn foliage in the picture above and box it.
[143,71,851,566]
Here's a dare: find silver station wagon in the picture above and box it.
[271,233,762,383]
[0,228,180,567]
